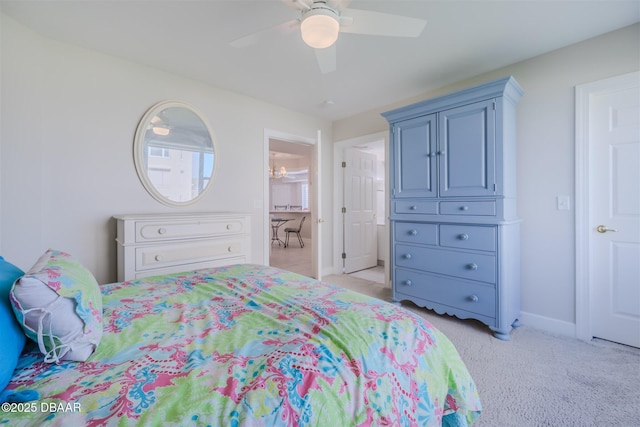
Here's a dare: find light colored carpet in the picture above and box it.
[325,273,640,427]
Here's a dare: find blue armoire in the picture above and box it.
[382,76,523,340]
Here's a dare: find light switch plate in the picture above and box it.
[557,195,570,210]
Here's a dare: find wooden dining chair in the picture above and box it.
[284,216,305,248]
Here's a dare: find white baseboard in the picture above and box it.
[519,310,576,338]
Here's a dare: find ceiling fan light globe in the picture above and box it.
[300,9,339,49]
[151,126,170,136]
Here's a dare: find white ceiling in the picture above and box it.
[1,0,638,121]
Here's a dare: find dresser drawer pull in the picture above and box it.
[469,295,479,303]
[226,224,233,230]
[404,279,413,286]
[157,228,167,235]
[403,253,413,260]
[409,205,418,210]
[467,263,478,271]
[458,233,469,240]
[460,206,469,211]
[154,254,163,262]
[227,246,233,252]
[409,229,418,236]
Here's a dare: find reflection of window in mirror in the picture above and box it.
[149,147,170,157]
[144,148,213,202]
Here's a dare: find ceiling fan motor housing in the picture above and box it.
[300,3,340,48]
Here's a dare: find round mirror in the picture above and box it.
[134,101,216,207]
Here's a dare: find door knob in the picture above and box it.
[596,225,618,233]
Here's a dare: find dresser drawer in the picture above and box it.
[133,256,247,280]
[135,238,247,271]
[439,224,496,252]
[394,201,438,215]
[395,244,496,283]
[439,201,496,216]
[394,268,496,318]
[136,218,246,242]
[394,222,437,245]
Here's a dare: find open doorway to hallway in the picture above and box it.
[334,132,388,287]
[268,138,312,276]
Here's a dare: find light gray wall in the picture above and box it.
[0,14,333,284]
[2,10,638,336]
[333,23,640,335]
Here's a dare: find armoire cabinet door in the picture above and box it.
[392,114,437,198]
[438,99,496,197]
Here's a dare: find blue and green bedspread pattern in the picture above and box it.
[4,264,481,426]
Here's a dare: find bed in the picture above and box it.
[2,258,481,426]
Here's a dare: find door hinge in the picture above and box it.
[342,253,347,259]
[342,161,346,168]
[342,207,346,213]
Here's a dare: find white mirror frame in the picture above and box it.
[134,101,216,207]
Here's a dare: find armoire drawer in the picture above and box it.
[135,238,247,271]
[394,222,437,245]
[395,244,496,283]
[394,268,496,318]
[439,201,496,216]
[439,224,496,252]
[394,201,438,215]
[136,218,246,242]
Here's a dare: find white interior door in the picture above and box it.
[343,148,377,274]
[589,73,640,348]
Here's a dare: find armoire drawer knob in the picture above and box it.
[467,263,478,271]
[404,279,413,286]
[157,227,167,235]
[154,254,163,262]
[469,295,479,303]
[226,224,233,230]
[409,205,418,210]
[409,229,418,236]
[458,233,469,240]
[460,206,469,211]
[227,246,233,252]
[403,253,412,260]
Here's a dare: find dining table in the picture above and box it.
[270,217,293,246]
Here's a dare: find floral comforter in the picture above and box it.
[3,264,481,426]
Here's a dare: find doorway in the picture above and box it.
[576,71,640,348]
[268,138,313,276]
[333,132,388,286]
[263,129,322,278]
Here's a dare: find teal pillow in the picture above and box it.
[0,256,27,402]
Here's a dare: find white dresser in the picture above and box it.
[114,212,251,281]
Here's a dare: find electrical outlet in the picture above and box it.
[557,195,570,211]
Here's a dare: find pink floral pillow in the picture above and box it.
[10,249,103,363]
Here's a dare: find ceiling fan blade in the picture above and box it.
[281,0,311,11]
[328,0,352,10]
[315,44,336,74]
[339,8,426,38]
[230,19,300,48]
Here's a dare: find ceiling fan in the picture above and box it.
[230,0,427,74]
